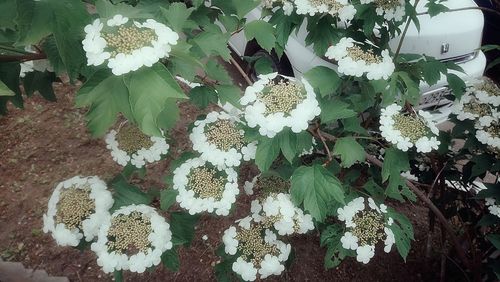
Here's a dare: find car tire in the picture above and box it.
[246,49,294,82]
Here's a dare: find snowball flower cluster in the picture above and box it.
[222,217,291,281]
[325,37,395,80]
[240,72,321,138]
[91,204,173,273]
[472,77,500,107]
[337,197,395,264]
[380,103,440,153]
[172,157,239,216]
[486,198,500,218]
[190,111,257,169]
[361,0,406,22]
[82,15,179,75]
[105,127,169,169]
[43,176,113,247]
[250,193,315,235]
[475,118,500,150]
[451,91,496,127]
[294,0,357,22]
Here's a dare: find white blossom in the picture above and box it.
[325,37,395,80]
[190,111,257,169]
[240,72,321,138]
[105,128,169,169]
[82,16,178,75]
[172,157,239,216]
[379,103,440,153]
[43,176,113,247]
[294,0,357,22]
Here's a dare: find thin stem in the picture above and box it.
[0,45,31,55]
[417,6,500,18]
[0,52,47,63]
[229,57,253,86]
[308,127,472,269]
[317,129,333,166]
[394,0,420,59]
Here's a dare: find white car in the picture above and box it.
[228,0,486,120]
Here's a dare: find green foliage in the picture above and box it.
[161,247,181,272]
[304,66,341,98]
[333,137,365,168]
[320,224,351,269]
[291,165,345,221]
[244,20,276,53]
[387,208,414,261]
[170,212,200,247]
[110,176,153,211]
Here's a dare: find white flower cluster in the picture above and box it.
[380,103,441,153]
[294,0,357,22]
[241,72,321,138]
[105,128,169,169]
[262,0,295,15]
[452,91,497,127]
[83,15,179,75]
[190,111,257,169]
[172,157,239,216]
[325,37,395,80]
[250,193,315,235]
[473,77,500,107]
[43,176,113,247]
[486,198,500,218]
[337,197,395,264]
[91,204,173,273]
[476,120,500,150]
[222,217,291,281]
[361,0,406,21]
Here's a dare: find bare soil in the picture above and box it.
[0,81,445,281]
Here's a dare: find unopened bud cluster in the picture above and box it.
[104,26,157,56]
[351,211,385,246]
[56,186,95,230]
[107,212,152,255]
[116,125,154,154]
[347,46,382,64]
[393,114,429,143]
[255,176,290,200]
[260,80,305,115]
[374,0,401,9]
[188,167,226,200]
[463,100,492,116]
[236,224,278,266]
[205,120,244,151]
[310,0,343,9]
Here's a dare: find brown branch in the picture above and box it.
[0,52,47,63]
[229,57,253,86]
[307,127,471,269]
[365,153,472,270]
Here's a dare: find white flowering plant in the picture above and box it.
[1,0,499,280]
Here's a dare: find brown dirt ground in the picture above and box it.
[0,78,446,281]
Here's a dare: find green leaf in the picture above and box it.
[279,130,297,164]
[0,62,22,114]
[189,86,218,108]
[113,271,123,282]
[161,247,180,272]
[0,80,14,96]
[487,234,500,250]
[160,3,196,33]
[447,73,466,99]
[15,0,52,45]
[111,177,153,211]
[191,31,231,61]
[75,69,132,137]
[95,0,152,19]
[22,71,56,101]
[304,66,341,97]
[215,84,242,109]
[291,165,345,222]
[320,100,357,123]
[0,0,17,30]
[320,224,349,269]
[170,212,200,246]
[126,63,186,136]
[425,1,449,17]
[387,208,414,261]
[244,20,276,53]
[382,148,409,182]
[333,137,365,168]
[304,16,340,56]
[255,137,280,172]
[47,0,90,81]
[160,189,178,211]
[205,60,232,84]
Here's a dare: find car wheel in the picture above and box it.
[246,50,293,82]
